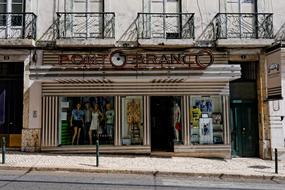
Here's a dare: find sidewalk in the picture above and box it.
[0,152,285,180]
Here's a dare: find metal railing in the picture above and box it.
[274,22,285,42]
[56,12,115,39]
[215,13,273,39]
[137,13,194,39]
[0,13,37,39]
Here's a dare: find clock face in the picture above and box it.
[110,51,126,67]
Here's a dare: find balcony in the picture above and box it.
[137,13,195,47]
[56,12,115,47]
[214,13,274,47]
[0,13,37,47]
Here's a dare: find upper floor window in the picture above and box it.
[0,0,24,26]
[220,0,255,13]
[143,0,181,13]
[65,0,103,12]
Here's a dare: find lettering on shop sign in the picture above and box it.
[57,49,214,70]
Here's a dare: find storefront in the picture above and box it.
[28,48,241,158]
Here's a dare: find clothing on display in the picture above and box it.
[190,106,202,128]
[90,111,100,131]
[71,109,84,121]
[105,106,114,137]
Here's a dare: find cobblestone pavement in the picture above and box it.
[0,152,284,179]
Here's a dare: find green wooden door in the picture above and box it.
[231,102,258,157]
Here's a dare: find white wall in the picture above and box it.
[258,0,285,34]
[32,0,285,42]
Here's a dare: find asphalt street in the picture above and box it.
[0,169,284,190]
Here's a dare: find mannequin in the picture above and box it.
[89,104,103,145]
[174,103,181,141]
[70,103,84,145]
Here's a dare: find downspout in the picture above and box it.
[255,0,259,39]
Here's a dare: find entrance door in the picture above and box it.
[0,62,24,147]
[151,96,175,152]
[231,102,258,157]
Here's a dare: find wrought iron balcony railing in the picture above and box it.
[215,13,273,39]
[0,13,37,39]
[137,13,194,39]
[57,12,115,39]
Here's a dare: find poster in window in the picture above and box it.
[199,118,213,144]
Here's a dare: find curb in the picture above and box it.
[0,166,284,181]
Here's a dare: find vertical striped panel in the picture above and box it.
[117,96,122,146]
[143,96,147,145]
[146,96,151,145]
[223,96,230,145]
[114,96,119,146]
[41,96,59,147]
[183,96,190,145]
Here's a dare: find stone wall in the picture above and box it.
[21,128,41,152]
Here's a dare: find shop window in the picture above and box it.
[189,96,224,145]
[121,96,144,145]
[59,96,115,146]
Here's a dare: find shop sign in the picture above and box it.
[54,49,214,70]
[266,50,282,100]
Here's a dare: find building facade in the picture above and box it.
[1,0,285,159]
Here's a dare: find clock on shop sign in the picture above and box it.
[110,50,126,67]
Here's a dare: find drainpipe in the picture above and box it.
[254,0,258,39]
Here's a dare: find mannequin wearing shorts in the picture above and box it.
[70,103,84,145]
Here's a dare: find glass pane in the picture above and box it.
[59,96,115,145]
[166,0,180,13]
[0,15,6,26]
[89,0,103,12]
[74,0,87,12]
[12,0,23,3]
[0,0,7,3]
[121,96,144,145]
[151,0,164,12]
[0,4,7,12]
[189,96,224,145]
[12,4,23,13]
[11,15,22,26]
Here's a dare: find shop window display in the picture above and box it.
[189,96,224,145]
[59,96,115,145]
[121,96,144,145]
